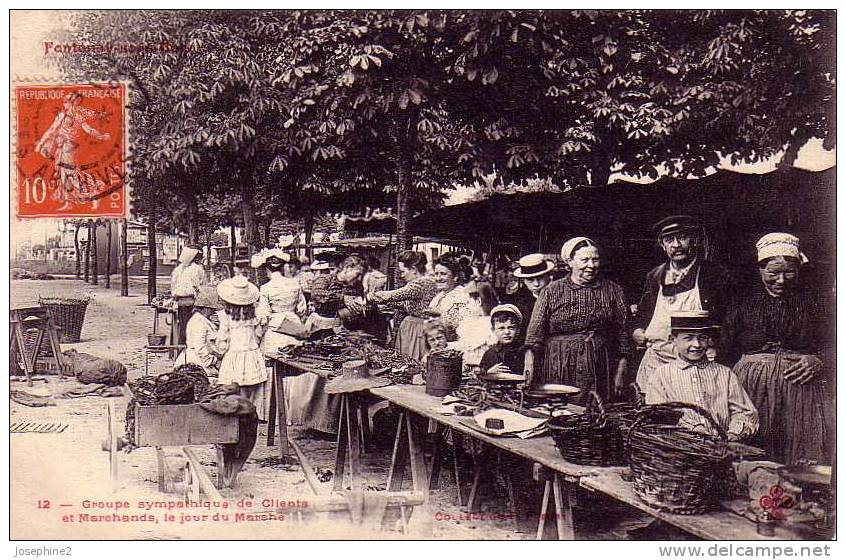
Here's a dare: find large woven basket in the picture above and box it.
[548,391,632,466]
[39,297,90,343]
[626,402,731,515]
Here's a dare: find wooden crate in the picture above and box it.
[134,403,239,447]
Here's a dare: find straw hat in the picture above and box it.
[512,253,555,278]
[669,310,720,334]
[178,247,200,266]
[325,359,392,394]
[251,248,291,269]
[194,286,223,310]
[216,276,260,306]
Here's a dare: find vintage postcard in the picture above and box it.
[7,8,837,546]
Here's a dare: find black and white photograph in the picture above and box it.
[7,7,838,546]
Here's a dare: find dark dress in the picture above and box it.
[721,284,833,464]
[525,276,631,405]
[505,285,541,330]
[479,341,526,376]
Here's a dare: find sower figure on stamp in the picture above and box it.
[632,215,733,387]
[35,92,111,212]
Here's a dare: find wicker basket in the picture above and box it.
[39,297,90,343]
[626,402,731,515]
[548,391,630,466]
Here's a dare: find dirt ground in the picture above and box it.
[10,279,648,541]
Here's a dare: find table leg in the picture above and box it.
[451,431,466,506]
[387,411,409,492]
[536,480,552,540]
[13,321,34,386]
[45,322,64,378]
[333,396,349,493]
[404,413,433,536]
[552,474,575,540]
[427,422,443,491]
[346,395,362,493]
[274,362,288,457]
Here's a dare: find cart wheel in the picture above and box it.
[106,400,119,492]
[183,460,201,502]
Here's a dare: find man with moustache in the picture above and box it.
[633,215,733,386]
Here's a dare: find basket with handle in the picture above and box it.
[626,402,731,514]
[39,296,91,343]
[548,391,628,466]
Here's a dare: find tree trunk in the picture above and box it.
[264,219,272,248]
[303,213,314,261]
[105,220,112,288]
[120,218,129,297]
[90,220,99,286]
[240,189,261,284]
[229,222,237,273]
[74,223,81,279]
[204,229,212,272]
[587,147,612,187]
[186,195,200,246]
[394,165,413,285]
[147,202,158,304]
[83,222,90,283]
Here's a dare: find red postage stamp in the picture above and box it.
[14,83,127,218]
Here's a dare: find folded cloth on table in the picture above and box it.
[472,408,547,437]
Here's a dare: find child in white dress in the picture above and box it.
[216,276,268,420]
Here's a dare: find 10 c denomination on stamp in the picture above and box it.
[14,82,127,218]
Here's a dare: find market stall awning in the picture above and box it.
[405,167,835,295]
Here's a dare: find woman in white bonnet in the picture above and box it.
[721,233,832,464]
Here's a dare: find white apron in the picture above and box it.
[636,268,703,386]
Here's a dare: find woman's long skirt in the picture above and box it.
[394,315,427,363]
[734,353,832,464]
[539,332,613,406]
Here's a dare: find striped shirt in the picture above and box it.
[370,276,438,317]
[525,276,631,354]
[643,358,759,440]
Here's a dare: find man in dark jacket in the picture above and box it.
[632,215,733,386]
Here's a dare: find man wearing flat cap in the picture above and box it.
[632,215,733,386]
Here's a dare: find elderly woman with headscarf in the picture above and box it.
[721,233,833,464]
[524,237,632,405]
[366,250,438,362]
[252,248,307,358]
[175,286,223,375]
[170,247,207,346]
